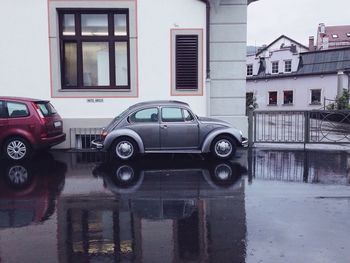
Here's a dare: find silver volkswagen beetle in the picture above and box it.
[91,101,247,160]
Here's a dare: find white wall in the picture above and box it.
[247,75,338,111]
[0,0,206,119]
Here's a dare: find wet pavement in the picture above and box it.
[0,149,349,263]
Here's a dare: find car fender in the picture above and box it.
[104,129,145,153]
[201,127,241,153]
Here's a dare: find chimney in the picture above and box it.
[309,36,315,51]
[319,23,326,34]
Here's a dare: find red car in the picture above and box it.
[0,97,66,161]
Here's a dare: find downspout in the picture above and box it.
[199,0,210,79]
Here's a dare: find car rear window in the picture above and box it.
[35,102,57,117]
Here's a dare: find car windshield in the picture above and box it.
[35,102,57,116]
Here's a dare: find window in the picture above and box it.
[268,91,278,105]
[347,33,350,37]
[183,109,194,122]
[58,10,130,89]
[284,60,292,73]
[171,29,203,96]
[162,107,184,122]
[130,108,158,123]
[311,89,321,104]
[0,101,6,118]
[35,102,57,117]
[247,64,253,76]
[7,102,29,118]
[332,34,339,38]
[272,61,279,74]
[283,90,293,104]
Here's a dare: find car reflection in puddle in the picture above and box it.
[0,154,67,228]
[93,157,246,220]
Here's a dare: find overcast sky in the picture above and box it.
[247,0,350,46]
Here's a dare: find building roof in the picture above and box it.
[247,47,350,80]
[256,35,309,56]
[323,25,350,43]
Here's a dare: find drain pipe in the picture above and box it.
[199,0,210,79]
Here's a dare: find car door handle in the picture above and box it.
[161,125,168,129]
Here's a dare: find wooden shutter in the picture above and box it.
[175,35,198,90]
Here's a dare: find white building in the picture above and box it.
[246,35,350,111]
[0,0,257,148]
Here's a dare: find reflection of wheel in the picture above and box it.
[207,162,240,188]
[214,163,233,181]
[3,137,31,161]
[5,164,32,189]
[111,164,141,189]
[111,137,138,161]
[210,135,236,160]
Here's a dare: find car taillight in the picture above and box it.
[32,103,45,124]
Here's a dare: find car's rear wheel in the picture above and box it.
[3,137,31,161]
[210,135,236,160]
[111,137,138,161]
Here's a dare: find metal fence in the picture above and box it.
[249,110,350,145]
[70,128,103,150]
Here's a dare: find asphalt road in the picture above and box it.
[0,149,349,263]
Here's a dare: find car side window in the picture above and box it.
[183,109,194,122]
[161,107,184,122]
[7,102,29,118]
[130,108,158,123]
[0,101,7,118]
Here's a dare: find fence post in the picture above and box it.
[248,105,254,147]
[304,111,310,145]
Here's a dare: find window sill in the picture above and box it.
[283,103,294,106]
[309,102,321,105]
[59,88,131,92]
[267,104,278,106]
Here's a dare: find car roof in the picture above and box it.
[129,100,189,110]
[0,96,49,103]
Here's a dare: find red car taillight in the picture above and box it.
[32,102,48,137]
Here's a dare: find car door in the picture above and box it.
[160,107,199,150]
[127,107,161,150]
[0,101,9,141]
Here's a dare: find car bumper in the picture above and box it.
[91,139,104,150]
[241,137,249,147]
[39,133,66,148]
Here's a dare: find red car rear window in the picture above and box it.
[35,102,57,117]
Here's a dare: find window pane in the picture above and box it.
[82,42,110,86]
[7,102,29,118]
[283,91,293,104]
[115,42,128,86]
[269,92,277,105]
[162,108,184,122]
[130,108,158,123]
[311,90,321,103]
[81,14,108,36]
[183,110,194,121]
[62,14,75,36]
[64,43,77,86]
[114,14,127,36]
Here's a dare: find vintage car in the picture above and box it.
[92,101,247,160]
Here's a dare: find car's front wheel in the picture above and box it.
[210,135,236,160]
[3,137,31,161]
[111,137,138,161]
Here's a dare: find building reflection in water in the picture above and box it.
[251,149,350,185]
[57,156,247,263]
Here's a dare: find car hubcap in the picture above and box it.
[116,141,134,159]
[116,165,134,182]
[7,140,27,160]
[215,139,232,158]
[214,164,232,181]
[8,165,29,185]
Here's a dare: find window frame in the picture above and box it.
[310,89,322,104]
[161,107,197,123]
[271,61,279,74]
[284,60,292,73]
[58,9,131,90]
[247,64,253,76]
[283,90,294,105]
[128,107,159,123]
[268,91,278,106]
[0,101,7,118]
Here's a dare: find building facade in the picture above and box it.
[0,0,256,148]
[246,35,350,111]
